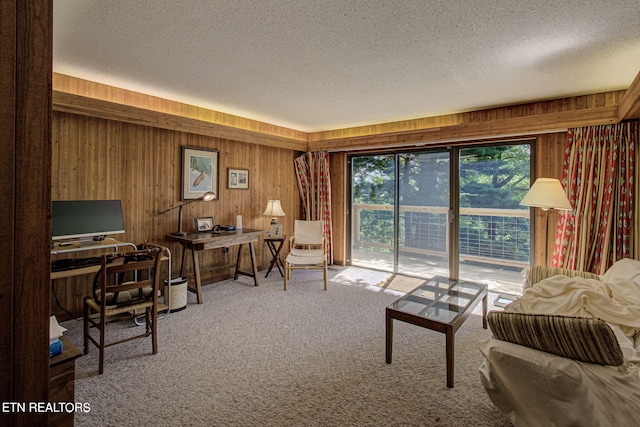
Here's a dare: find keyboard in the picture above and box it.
[51,257,101,272]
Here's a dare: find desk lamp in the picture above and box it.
[520,178,572,265]
[263,199,286,236]
[159,191,216,236]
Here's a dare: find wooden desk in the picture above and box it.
[51,239,138,280]
[167,229,267,304]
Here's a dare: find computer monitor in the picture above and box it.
[52,200,125,242]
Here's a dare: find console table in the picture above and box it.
[50,239,138,280]
[166,229,267,304]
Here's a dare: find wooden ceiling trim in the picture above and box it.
[619,70,640,120]
[309,104,620,152]
[53,91,308,151]
[309,91,624,144]
[53,73,307,144]
[54,71,639,152]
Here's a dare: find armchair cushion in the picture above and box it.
[487,311,624,366]
[289,247,325,257]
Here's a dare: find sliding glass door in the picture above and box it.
[349,151,451,275]
[350,154,396,272]
[349,142,531,294]
[397,151,450,277]
[457,145,531,293]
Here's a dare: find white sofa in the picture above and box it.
[479,260,640,427]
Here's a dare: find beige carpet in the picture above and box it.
[61,266,510,427]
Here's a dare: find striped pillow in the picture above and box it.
[487,311,624,366]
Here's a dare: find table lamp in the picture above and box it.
[520,178,572,265]
[158,191,216,236]
[263,199,286,236]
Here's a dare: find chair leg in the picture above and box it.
[149,306,158,355]
[323,265,328,291]
[83,298,90,355]
[98,311,106,375]
[283,263,288,291]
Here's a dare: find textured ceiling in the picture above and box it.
[53,0,640,132]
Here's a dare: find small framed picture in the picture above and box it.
[227,168,249,190]
[194,216,214,232]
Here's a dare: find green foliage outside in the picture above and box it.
[352,145,531,263]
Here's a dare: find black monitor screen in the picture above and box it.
[52,200,125,241]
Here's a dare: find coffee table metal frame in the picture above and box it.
[385,275,488,388]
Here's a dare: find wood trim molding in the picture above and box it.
[619,70,640,120]
[53,73,307,150]
[53,90,308,151]
[308,104,620,152]
[54,70,640,153]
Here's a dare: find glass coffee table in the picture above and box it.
[385,275,488,388]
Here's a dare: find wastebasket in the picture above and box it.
[163,277,188,312]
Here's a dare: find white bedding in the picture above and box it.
[480,261,640,426]
[518,275,640,337]
[479,338,640,427]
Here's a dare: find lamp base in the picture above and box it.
[171,230,188,237]
[269,219,282,236]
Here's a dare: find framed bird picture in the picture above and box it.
[181,146,219,200]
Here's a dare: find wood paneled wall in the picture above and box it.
[52,111,302,318]
[329,152,348,265]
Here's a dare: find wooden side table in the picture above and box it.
[49,336,82,426]
[264,235,286,278]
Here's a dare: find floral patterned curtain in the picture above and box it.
[551,122,637,274]
[294,151,333,263]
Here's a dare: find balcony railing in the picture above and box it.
[353,204,530,268]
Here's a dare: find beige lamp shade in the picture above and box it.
[520,178,572,211]
[263,200,286,217]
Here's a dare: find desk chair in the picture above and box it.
[83,245,163,374]
[284,220,328,290]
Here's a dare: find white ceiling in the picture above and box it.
[53,0,640,132]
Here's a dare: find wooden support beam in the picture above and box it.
[1,1,52,425]
[619,70,640,120]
